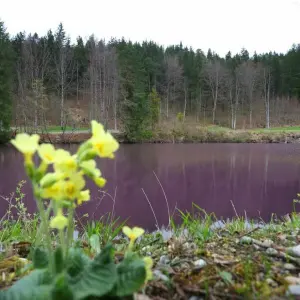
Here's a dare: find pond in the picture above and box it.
[0,143,300,231]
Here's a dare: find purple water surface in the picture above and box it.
[0,143,300,230]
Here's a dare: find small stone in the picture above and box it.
[73,230,79,241]
[284,263,297,271]
[240,236,252,244]
[193,259,207,269]
[266,278,278,287]
[214,281,225,289]
[159,255,170,265]
[183,242,190,249]
[159,228,173,241]
[266,248,278,255]
[287,285,300,296]
[210,220,225,230]
[171,256,180,265]
[146,252,152,256]
[189,297,204,300]
[285,276,300,285]
[262,239,274,248]
[134,294,152,300]
[153,270,169,282]
[278,234,287,242]
[207,242,217,248]
[287,245,300,257]
[181,262,190,269]
[186,242,197,250]
[142,245,150,252]
[152,250,163,258]
[257,272,265,281]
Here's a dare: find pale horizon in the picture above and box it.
[1,0,300,57]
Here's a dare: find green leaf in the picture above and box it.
[113,253,146,297]
[1,269,52,300]
[66,248,91,278]
[89,234,101,254]
[52,273,74,300]
[219,271,234,286]
[93,243,115,265]
[71,244,117,300]
[54,246,64,274]
[33,248,49,269]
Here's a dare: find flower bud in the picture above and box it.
[78,149,97,162]
[94,177,106,188]
[24,154,35,180]
[40,172,62,188]
[77,141,92,157]
[35,161,48,181]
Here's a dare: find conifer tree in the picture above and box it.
[0,21,13,142]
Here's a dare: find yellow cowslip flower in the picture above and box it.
[122,226,145,244]
[77,190,90,205]
[50,209,68,230]
[80,160,101,178]
[143,257,153,282]
[91,120,105,137]
[11,133,40,162]
[89,121,119,159]
[38,144,56,164]
[62,172,85,201]
[94,177,106,188]
[40,181,64,201]
[54,149,77,175]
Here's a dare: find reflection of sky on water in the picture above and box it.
[1,143,300,231]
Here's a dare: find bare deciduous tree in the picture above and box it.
[87,37,119,128]
[238,61,260,128]
[54,24,74,128]
[262,66,271,128]
[203,59,226,124]
[164,55,183,118]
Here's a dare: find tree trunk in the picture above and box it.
[60,83,64,128]
[76,62,79,106]
[166,82,170,118]
[183,86,187,121]
[212,96,217,124]
[212,77,218,124]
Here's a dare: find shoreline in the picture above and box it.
[2,211,300,298]
[35,130,300,144]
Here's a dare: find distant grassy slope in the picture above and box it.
[10,123,300,143]
[204,125,300,133]
[252,126,300,132]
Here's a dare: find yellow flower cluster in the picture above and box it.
[122,226,153,281]
[11,121,119,230]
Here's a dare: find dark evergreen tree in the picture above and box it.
[0,21,13,142]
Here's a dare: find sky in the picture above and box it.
[1,0,300,57]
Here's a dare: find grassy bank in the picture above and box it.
[151,124,300,144]
[11,124,300,144]
[2,184,300,299]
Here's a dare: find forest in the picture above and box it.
[1,21,300,141]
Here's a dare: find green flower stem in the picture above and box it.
[59,229,66,259]
[34,190,54,273]
[66,207,74,259]
[35,202,52,245]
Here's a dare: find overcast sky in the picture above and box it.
[1,0,299,56]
